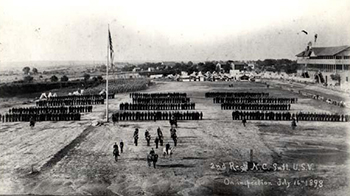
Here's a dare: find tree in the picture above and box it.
[23,75,34,83]
[97,75,103,82]
[100,65,107,72]
[32,68,38,74]
[50,75,58,82]
[83,73,90,81]
[23,67,30,75]
[60,75,69,82]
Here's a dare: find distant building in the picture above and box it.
[132,67,141,72]
[296,45,350,89]
[231,62,247,71]
[147,67,155,72]
[150,74,163,79]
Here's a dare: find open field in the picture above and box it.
[0,81,350,196]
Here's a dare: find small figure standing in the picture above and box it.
[120,140,124,153]
[30,116,35,128]
[145,130,151,146]
[134,128,139,146]
[113,143,120,162]
[291,118,297,130]
[164,142,172,157]
[150,148,155,155]
[152,153,158,168]
[242,118,247,127]
[157,127,164,146]
[155,136,159,149]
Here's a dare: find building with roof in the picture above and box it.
[296,45,350,90]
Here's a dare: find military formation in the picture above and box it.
[36,97,104,106]
[130,92,187,98]
[0,93,113,123]
[205,92,269,98]
[207,91,349,122]
[113,92,203,122]
[1,112,81,122]
[8,106,92,114]
[112,111,203,121]
[222,103,291,110]
[119,103,195,110]
[232,111,349,122]
[132,97,190,104]
[213,97,297,104]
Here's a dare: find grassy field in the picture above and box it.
[0,81,349,196]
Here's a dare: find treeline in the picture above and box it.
[0,78,152,97]
[121,61,233,75]
[0,80,100,97]
[121,59,300,75]
[255,59,300,74]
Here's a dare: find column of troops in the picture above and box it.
[130,92,187,98]
[119,103,195,110]
[8,106,92,114]
[132,97,190,104]
[1,112,81,122]
[205,92,269,98]
[112,111,203,121]
[114,92,203,121]
[0,94,112,123]
[213,97,297,104]
[232,111,349,122]
[221,103,291,110]
[36,98,104,106]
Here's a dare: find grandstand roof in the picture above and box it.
[296,45,350,57]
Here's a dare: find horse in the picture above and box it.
[163,147,173,157]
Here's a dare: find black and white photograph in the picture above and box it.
[0,0,349,195]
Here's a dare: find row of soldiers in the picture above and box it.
[213,97,298,104]
[1,113,81,122]
[8,106,93,114]
[112,111,203,121]
[232,111,349,122]
[130,92,187,98]
[43,94,115,100]
[205,92,269,98]
[119,103,196,110]
[36,98,104,106]
[132,97,191,104]
[222,103,291,110]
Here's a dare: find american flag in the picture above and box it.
[108,28,114,67]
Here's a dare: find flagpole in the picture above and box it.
[106,25,109,122]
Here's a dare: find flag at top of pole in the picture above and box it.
[106,25,114,122]
[109,27,114,65]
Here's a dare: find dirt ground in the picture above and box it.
[0,81,349,196]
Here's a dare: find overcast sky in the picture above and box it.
[0,0,349,63]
